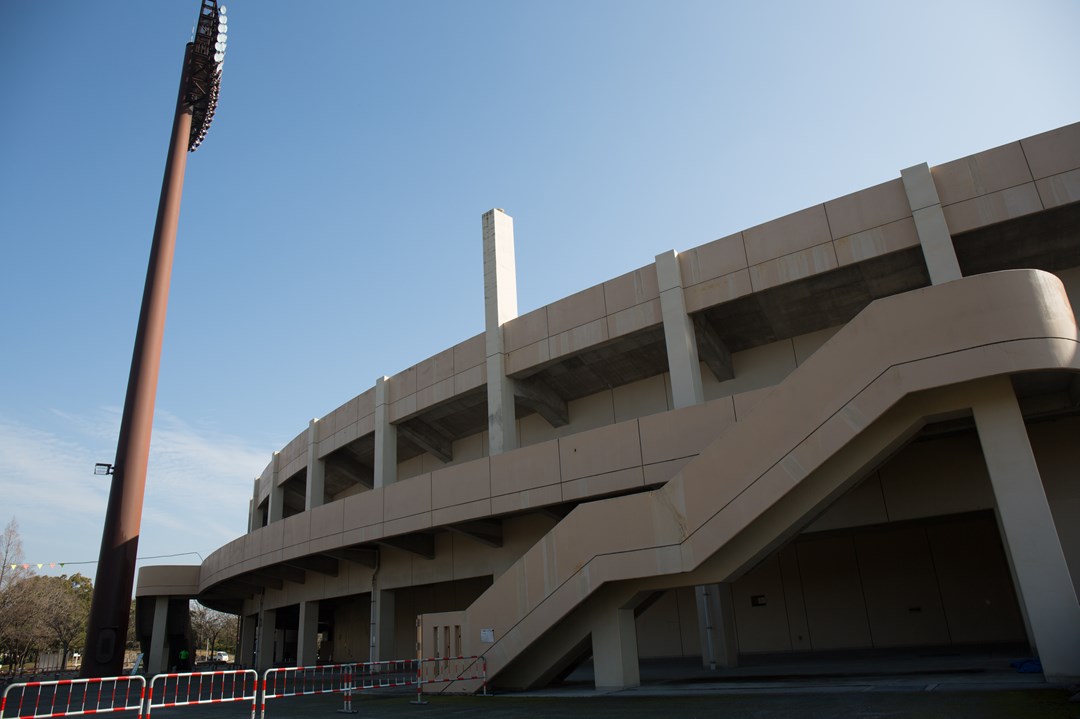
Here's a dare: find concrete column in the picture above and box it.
[305,418,325,509]
[256,607,276,672]
[267,452,284,524]
[147,596,169,676]
[483,209,519,455]
[656,251,730,668]
[590,603,640,689]
[239,614,256,668]
[901,162,962,285]
[370,586,396,661]
[274,628,286,664]
[656,250,704,409]
[972,376,1080,682]
[695,582,738,669]
[297,600,319,666]
[374,376,396,488]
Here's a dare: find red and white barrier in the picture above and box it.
[261,659,420,718]
[144,670,257,719]
[1,656,489,719]
[260,662,355,719]
[412,656,487,703]
[0,676,146,719]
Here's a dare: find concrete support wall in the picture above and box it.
[305,419,325,510]
[656,249,733,669]
[656,250,704,408]
[694,583,736,668]
[374,376,396,488]
[371,586,396,661]
[590,599,640,689]
[147,596,169,676]
[902,162,961,285]
[297,600,319,666]
[240,614,256,668]
[972,377,1080,682]
[484,209,519,455]
[267,452,283,523]
[256,608,276,672]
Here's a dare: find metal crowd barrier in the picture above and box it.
[261,660,419,718]
[260,662,355,719]
[144,670,258,719]
[412,656,487,704]
[1,657,487,719]
[0,676,147,719]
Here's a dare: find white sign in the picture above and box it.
[480,628,495,643]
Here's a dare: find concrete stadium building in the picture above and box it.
[136,122,1080,688]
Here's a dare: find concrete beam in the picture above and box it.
[282,555,339,577]
[448,519,503,548]
[321,547,378,568]
[252,565,306,585]
[244,573,284,591]
[514,376,569,427]
[378,534,435,560]
[397,419,454,463]
[693,314,734,383]
[336,447,374,487]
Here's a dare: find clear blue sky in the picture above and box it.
[1,1,1078,579]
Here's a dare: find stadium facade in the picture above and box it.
[136,121,1080,688]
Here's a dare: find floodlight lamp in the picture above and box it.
[94,462,114,476]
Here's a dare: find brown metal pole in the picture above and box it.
[82,44,194,679]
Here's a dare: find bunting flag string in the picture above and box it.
[9,552,203,573]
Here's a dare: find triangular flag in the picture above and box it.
[49,563,56,569]
[60,563,65,568]
[22,563,29,569]
[37,564,43,569]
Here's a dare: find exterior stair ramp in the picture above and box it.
[418,269,1080,690]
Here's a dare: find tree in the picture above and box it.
[190,603,236,661]
[33,574,93,670]
[0,516,36,673]
[0,519,93,673]
[0,517,31,591]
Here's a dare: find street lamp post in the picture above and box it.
[82,0,229,679]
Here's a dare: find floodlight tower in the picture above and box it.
[82,0,229,679]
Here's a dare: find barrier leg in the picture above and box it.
[409,664,427,705]
[336,670,356,714]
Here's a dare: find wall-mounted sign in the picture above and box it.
[480,628,495,643]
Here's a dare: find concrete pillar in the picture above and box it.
[656,250,704,409]
[695,582,738,669]
[483,209,519,455]
[374,376,396,488]
[267,452,284,524]
[590,602,640,689]
[972,377,1080,682]
[147,596,169,676]
[370,586,396,661]
[297,600,319,666]
[656,251,731,668]
[901,162,962,285]
[274,628,286,664]
[239,614,256,668]
[305,418,325,509]
[256,607,276,672]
